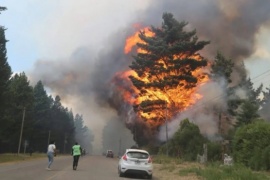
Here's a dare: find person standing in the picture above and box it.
[47,141,56,170]
[71,142,82,170]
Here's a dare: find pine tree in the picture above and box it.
[211,52,234,83]
[0,7,12,147]
[259,86,270,121]
[74,114,94,152]
[229,77,262,128]
[3,73,34,152]
[236,100,260,127]
[31,81,52,151]
[129,13,209,133]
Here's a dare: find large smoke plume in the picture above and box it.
[29,0,270,151]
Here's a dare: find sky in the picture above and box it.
[1,0,270,152]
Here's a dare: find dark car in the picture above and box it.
[106,150,114,158]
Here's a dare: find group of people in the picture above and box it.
[46,141,84,171]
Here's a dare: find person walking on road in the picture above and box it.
[71,142,82,170]
[46,141,56,170]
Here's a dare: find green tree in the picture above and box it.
[236,100,260,127]
[232,78,262,127]
[0,6,11,105]
[50,95,75,153]
[232,120,270,170]
[211,52,234,83]
[0,7,12,149]
[74,114,94,153]
[3,72,34,152]
[129,13,209,140]
[30,81,52,151]
[210,52,234,136]
[259,86,270,121]
[163,119,206,160]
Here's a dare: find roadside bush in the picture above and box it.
[232,120,270,170]
[142,144,160,155]
[261,145,270,170]
[161,119,207,161]
[207,141,222,161]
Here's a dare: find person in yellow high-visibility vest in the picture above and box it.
[71,142,82,170]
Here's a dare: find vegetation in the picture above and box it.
[2,4,270,174]
[0,7,94,154]
[128,12,270,172]
[153,155,270,179]
[159,119,207,161]
[233,120,270,170]
[129,12,209,145]
[0,153,46,164]
[179,164,269,180]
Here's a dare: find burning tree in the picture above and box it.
[127,13,210,137]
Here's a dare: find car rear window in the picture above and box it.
[127,152,149,159]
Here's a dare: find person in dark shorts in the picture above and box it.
[71,142,82,170]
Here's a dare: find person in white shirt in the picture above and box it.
[46,141,56,170]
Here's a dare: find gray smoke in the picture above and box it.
[29,0,270,150]
[141,0,270,60]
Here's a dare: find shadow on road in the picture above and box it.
[122,174,159,180]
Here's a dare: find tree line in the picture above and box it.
[0,7,93,154]
[130,12,270,170]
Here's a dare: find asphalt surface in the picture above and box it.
[0,155,154,180]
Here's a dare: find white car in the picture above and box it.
[118,149,153,179]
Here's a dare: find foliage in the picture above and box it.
[232,120,270,170]
[153,154,183,164]
[0,76,92,153]
[0,153,45,164]
[1,73,34,152]
[260,86,270,121]
[207,141,222,162]
[0,6,7,13]
[0,7,12,145]
[228,76,262,118]
[0,7,92,154]
[129,12,209,142]
[142,144,160,155]
[179,163,269,180]
[211,52,234,83]
[161,119,207,161]
[74,114,94,153]
[235,99,260,127]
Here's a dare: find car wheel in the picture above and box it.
[147,174,152,179]
[118,166,124,177]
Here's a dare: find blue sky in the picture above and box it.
[1,0,149,72]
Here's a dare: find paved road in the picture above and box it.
[0,155,155,180]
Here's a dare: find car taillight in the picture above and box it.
[122,154,127,161]
[148,157,152,163]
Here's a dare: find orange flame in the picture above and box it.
[119,27,209,128]
[124,27,155,54]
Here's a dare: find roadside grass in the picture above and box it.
[153,155,270,180]
[0,153,46,164]
[153,154,183,164]
[179,163,270,180]
[159,164,177,172]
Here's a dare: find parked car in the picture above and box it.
[106,150,114,158]
[118,149,153,179]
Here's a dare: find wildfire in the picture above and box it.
[116,27,209,129]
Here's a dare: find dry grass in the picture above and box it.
[153,162,203,180]
[0,153,45,164]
